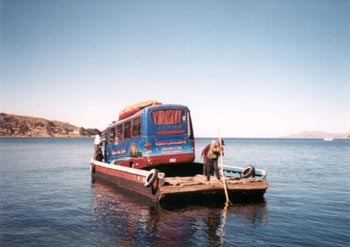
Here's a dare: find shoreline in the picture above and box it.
[0,136,94,138]
[1,136,348,140]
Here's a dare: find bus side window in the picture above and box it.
[132,117,141,137]
[182,111,186,122]
[109,127,116,143]
[116,124,123,142]
[124,121,131,139]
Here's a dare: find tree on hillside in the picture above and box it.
[46,125,53,136]
[79,127,86,136]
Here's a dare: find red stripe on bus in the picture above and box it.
[156,129,185,134]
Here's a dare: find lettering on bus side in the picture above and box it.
[155,140,186,146]
[111,147,126,155]
[161,146,183,153]
[157,124,183,130]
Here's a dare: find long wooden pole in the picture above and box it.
[217,129,231,206]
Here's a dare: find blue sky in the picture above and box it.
[1,0,349,137]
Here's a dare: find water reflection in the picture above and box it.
[91,180,267,246]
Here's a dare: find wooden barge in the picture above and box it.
[90,159,268,207]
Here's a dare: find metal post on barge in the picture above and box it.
[218,129,232,206]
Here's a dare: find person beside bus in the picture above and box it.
[94,132,101,159]
[206,139,224,181]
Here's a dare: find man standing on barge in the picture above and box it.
[201,143,210,176]
[206,139,224,181]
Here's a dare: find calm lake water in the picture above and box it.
[0,138,349,247]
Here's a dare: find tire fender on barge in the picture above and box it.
[240,165,255,178]
[144,169,159,187]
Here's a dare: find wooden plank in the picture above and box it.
[93,159,150,176]
[160,175,268,195]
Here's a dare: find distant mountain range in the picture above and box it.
[0,113,100,137]
[284,131,350,139]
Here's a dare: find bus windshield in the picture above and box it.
[151,109,185,125]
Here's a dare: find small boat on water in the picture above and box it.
[91,100,268,206]
[323,137,334,141]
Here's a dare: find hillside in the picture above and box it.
[285,130,350,139]
[0,113,99,137]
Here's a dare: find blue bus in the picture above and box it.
[103,101,195,170]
